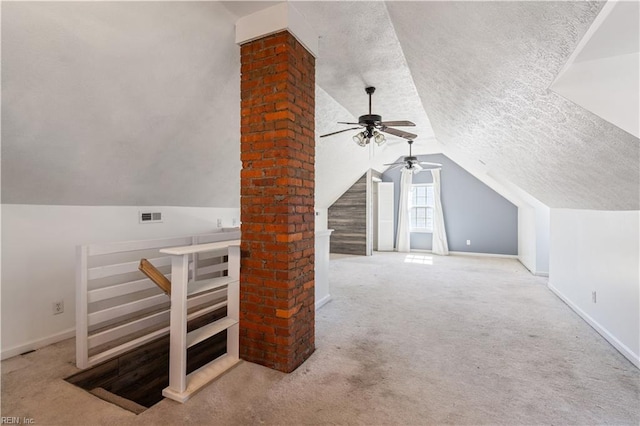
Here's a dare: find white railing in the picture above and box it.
[76,230,240,369]
[160,240,240,403]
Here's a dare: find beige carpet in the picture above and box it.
[2,253,638,425]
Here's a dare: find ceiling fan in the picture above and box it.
[319,86,418,146]
[384,140,442,173]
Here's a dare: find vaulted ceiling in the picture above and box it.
[289,0,638,210]
[2,1,638,211]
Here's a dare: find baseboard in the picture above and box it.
[410,249,517,259]
[1,328,75,361]
[517,258,548,277]
[315,294,331,311]
[449,251,518,259]
[548,283,639,369]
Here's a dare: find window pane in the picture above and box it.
[426,208,434,230]
[410,185,435,231]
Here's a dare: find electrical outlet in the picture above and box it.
[466,240,471,246]
[592,291,597,303]
[53,300,64,315]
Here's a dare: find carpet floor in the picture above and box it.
[1,252,638,425]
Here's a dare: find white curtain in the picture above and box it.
[431,168,449,255]
[396,168,413,253]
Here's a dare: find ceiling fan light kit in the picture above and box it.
[320,86,417,145]
[353,132,367,147]
[373,130,386,145]
[352,129,386,146]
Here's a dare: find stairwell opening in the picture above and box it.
[65,307,227,413]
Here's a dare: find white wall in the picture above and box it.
[314,208,328,232]
[314,230,332,310]
[518,206,537,272]
[550,1,639,139]
[551,53,639,138]
[549,209,639,367]
[535,204,550,274]
[517,198,550,276]
[1,204,239,359]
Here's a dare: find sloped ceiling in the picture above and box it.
[550,0,639,138]
[2,2,241,207]
[385,1,638,210]
[301,0,638,210]
[2,1,638,211]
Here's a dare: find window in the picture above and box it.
[410,184,434,232]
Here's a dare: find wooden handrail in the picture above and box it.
[139,259,172,295]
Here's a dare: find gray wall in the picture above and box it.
[382,154,517,255]
[1,2,240,207]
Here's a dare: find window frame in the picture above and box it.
[409,183,434,233]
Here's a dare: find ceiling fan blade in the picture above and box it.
[419,162,443,167]
[319,127,362,138]
[379,120,416,127]
[383,162,405,166]
[337,121,362,125]
[380,126,418,140]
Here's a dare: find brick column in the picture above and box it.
[239,31,315,373]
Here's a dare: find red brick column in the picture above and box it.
[239,31,315,373]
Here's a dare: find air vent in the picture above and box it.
[139,211,163,224]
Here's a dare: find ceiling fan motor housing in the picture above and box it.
[359,114,382,125]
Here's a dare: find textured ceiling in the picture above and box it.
[293,1,437,150]
[299,0,639,210]
[386,1,638,210]
[3,1,638,211]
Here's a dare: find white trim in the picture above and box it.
[534,271,549,277]
[160,239,241,256]
[1,328,75,361]
[315,294,332,310]
[235,2,319,57]
[450,251,518,259]
[548,282,640,369]
[410,249,518,259]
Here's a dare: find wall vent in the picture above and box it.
[139,211,163,224]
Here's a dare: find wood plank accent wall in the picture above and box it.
[328,173,367,255]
